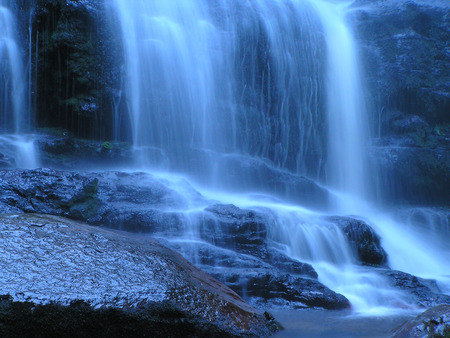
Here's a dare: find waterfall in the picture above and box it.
[112,0,327,186]
[0,0,37,168]
[110,0,450,315]
[0,0,25,133]
[310,0,370,209]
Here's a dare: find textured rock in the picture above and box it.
[350,0,450,206]
[0,169,351,310]
[329,216,388,265]
[392,304,450,337]
[351,0,449,125]
[0,214,275,336]
[235,273,350,310]
[382,270,450,308]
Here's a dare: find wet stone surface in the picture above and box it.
[0,213,275,337]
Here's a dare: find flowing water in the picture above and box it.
[0,0,38,168]
[110,0,450,317]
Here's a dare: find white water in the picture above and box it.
[310,0,370,208]
[110,0,450,316]
[0,0,37,167]
[0,134,38,169]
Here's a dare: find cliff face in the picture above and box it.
[350,0,449,206]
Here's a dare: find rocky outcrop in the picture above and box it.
[350,0,450,206]
[382,270,450,308]
[0,213,276,336]
[329,216,388,265]
[392,304,450,337]
[0,168,350,310]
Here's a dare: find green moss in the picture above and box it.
[102,142,112,150]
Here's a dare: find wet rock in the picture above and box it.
[0,168,100,218]
[351,0,450,125]
[370,144,450,206]
[0,214,275,337]
[235,273,350,310]
[0,169,349,311]
[382,270,450,308]
[202,203,318,277]
[0,153,14,169]
[0,169,196,231]
[392,304,450,337]
[35,131,133,169]
[169,240,349,311]
[349,0,450,207]
[329,216,388,265]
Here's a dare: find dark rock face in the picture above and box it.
[329,216,388,265]
[383,270,450,308]
[392,304,450,337]
[352,0,449,126]
[370,143,449,206]
[350,0,450,206]
[32,0,125,140]
[0,153,15,169]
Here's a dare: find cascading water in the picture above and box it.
[0,0,37,168]
[112,0,327,187]
[111,0,450,316]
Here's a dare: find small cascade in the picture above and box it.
[0,134,38,169]
[0,0,38,168]
[0,0,25,133]
[266,205,412,314]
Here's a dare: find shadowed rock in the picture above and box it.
[329,216,388,265]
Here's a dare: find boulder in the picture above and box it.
[202,204,318,277]
[382,270,450,308]
[0,168,100,217]
[235,273,351,310]
[392,304,450,337]
[329,216,388,265]
[0,213,276,336]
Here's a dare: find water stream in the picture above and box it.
[0,0,38,168]
[111,0,450,316]
[1,0,448,323]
